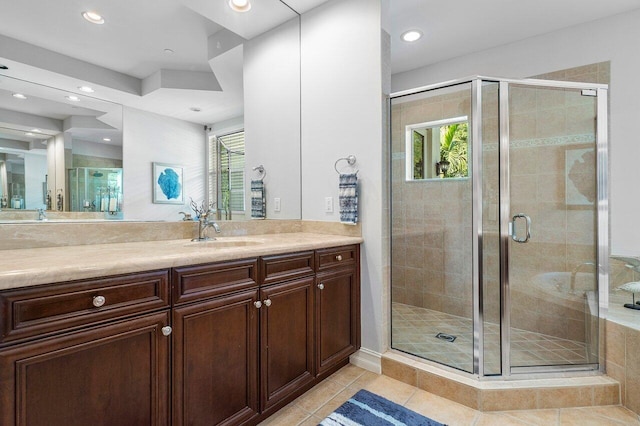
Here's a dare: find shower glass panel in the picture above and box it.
[506,84,599,371]
[390,82,475,374]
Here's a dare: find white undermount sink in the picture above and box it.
[184,237,265,248]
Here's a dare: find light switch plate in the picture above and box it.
[325,197,333,213]
[274,197,281,212]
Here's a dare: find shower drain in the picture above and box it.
[435,332,457,343]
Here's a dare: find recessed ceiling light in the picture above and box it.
[78,85,94,93]
[25,132,34,136]
[103,138,111,142]
[31,129,41,133]
[12,93,27,100]
[66,95,80,102]
[190,107,202,112]
[229,0,251,12]
[401,30,423,42]
[164,48,174,54]
[82,11,105,25]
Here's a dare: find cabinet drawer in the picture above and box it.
[0,270,170,345]
[315,245,359,271]
[260,251,314,285]
[172,258,258,305]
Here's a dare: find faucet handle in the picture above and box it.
[178,211,192,221]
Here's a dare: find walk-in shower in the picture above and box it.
[390,76,608,377]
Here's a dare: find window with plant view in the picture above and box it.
[405,116,469,180]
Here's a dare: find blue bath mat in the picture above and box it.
[319,389,445,426]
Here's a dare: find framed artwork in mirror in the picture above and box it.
[152,162,184,204]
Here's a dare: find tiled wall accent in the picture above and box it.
[605,320,640,416]
[381,352,620,412]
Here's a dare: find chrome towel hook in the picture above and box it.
[334,155,358,175]
[252,165,266,181]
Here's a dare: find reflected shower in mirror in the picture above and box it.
[0,75,123,214]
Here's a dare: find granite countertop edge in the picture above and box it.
[0,233,363,291]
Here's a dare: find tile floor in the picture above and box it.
[260,364,640,425]
[392,302,590,374]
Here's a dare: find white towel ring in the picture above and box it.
[253,165,266,181]
[334,155,358,175]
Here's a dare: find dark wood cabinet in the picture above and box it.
[316,264,360,376]
[259,277,315,412]
[0,311,171,426]
[172,289,260,426]
[0,244,360,426]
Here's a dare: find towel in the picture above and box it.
[339,173,358,224]
[251,180,266,219]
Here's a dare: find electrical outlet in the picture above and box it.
[274,197,281,212]
[325,197,333,213]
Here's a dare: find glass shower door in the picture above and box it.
[504,83,601,372]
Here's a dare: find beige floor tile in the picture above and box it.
[294,378,345,414]
[326,364,366,387]
[499,409,560,425]
[352,370,380,387]
[298,414,323,426]
[575,406,640,425]
[404,388,478,426]
[312,387,360,420]
[362,374,417,405]
[475,412,538,425]
[560,407,640,425]
[259,404,310,425]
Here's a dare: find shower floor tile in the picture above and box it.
[392,302,590,372]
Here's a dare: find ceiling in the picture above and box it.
[390,0,640,75]
[2,0,640,131]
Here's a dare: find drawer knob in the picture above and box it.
[335,254,343,261]
[318,283,325,290]
[254,301,262,309]
[161,326,172,336]
[92,295,106,308]
[264,299,272,307]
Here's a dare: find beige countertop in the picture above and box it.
[0,233,363,291]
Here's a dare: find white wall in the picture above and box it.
[392,9,640,256]
[123,107,205,221]
[23,153,47,209]
[72,139,122,160]
[244,17,301,220]
[301,0,387,353]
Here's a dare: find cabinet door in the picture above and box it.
[316,266,361,376]
[0,311,170,426]
[172,289,260,426]
[260,277,314,412]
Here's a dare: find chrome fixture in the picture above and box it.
[36,207,47,221]
[192,212,221,242]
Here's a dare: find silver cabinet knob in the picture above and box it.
[254,301,262,309]
[335,254,343,261]
[318,283,325,290]
[264,299,272,307]
[92,295,106,308]
[161,326,172,336]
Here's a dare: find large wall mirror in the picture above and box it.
[0,0,308,222]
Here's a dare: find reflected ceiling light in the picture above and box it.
[190,107,202,112]
[164,48,174,54]
[78,85,94,93]
[103,138,111,142]
[12,93,27,99]
[229,0,251,12]
[82,11,105,24]
[25,132,34,136]
[401,30,423,42]
[31,129,41,133]
[66,95,80,102]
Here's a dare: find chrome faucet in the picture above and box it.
[192,211,221,241]
[570,261,596,293]
[36,207,48,221]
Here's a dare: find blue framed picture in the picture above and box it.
[152,162,184,204]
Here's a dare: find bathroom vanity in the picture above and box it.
[0,235,361,426]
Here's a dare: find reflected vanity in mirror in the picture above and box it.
[0,75,123,218]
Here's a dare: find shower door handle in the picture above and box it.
[510,213,531,243]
